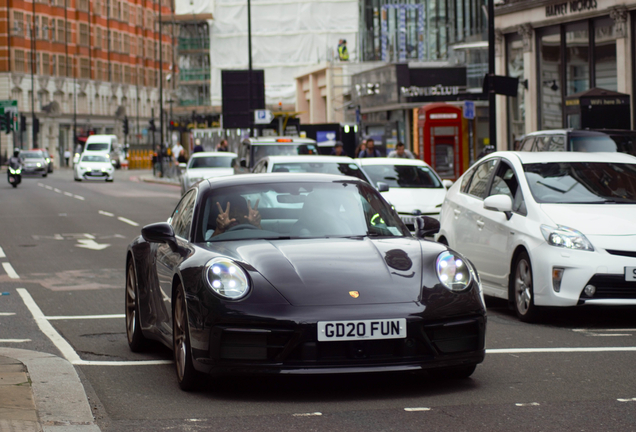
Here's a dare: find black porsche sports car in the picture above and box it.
[125,173,486,390]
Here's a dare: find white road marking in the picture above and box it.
[64,191,73,197]
[0,313,16,316]
[573,329,636,337]
[45,185,52,190]
[54,234,64,240]
[0,246,5,258]
[77,360,173,366]
[2,263,19,279]
[84,233,95,239]
[54,188,62,193]
[17,288,82,363]
[618,398,636,402]
[46,314,125,320]
[118,217,139,226]
[74,195,85,200]
[488,347,636,354]
[404,407,431,412]
[75,239,110,251]
[516,403,540,407]
[99,210,115,217]
[37,183,44,187]
[292,412,322,417]
[0,339,31,343]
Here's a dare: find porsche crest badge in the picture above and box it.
[349,291,360,298]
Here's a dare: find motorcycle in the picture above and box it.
[8,166,21,188]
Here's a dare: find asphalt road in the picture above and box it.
[1,168,636,431]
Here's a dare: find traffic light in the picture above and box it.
[33,117,39,135]
[123,117,129,135]
[5,112,12,135]
[149,118,156,132]
[20,114,26,132]
[0,112,8,134]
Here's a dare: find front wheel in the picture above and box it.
[42,173,48,178]
[511,251,539,322]
[11,182,17,188]
[173,283,201,391]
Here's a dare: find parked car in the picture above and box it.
[236,137,318,173]
[517,129,617,152]
[252,155,372,183]
[19,150,48,177]
[357,158,451,229]
[125,173,486,390]
[73,153,114,182]
[438,151,636,322]
[179,151,237,195]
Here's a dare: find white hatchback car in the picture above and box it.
[438,151,636,322]
[74,153,114,182]
[180,152,237,194]
[252,155,372,183]
[358,158,450,229]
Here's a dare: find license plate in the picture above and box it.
[625,267,636,281]
[317,318,406,341]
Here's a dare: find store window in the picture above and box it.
[565,22,589,95]
[594,18,617,91]
[539,28,562,129]
[506,34,524,148]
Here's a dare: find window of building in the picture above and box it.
[13,12,24,36]
[58,54,66,76]
[50,19,56,42]
[79,23,89,46]
[96,28,101,48]
[95,0,101,15]
[123,3,129,22]
[565,22,589,95]
[124,65,131,84]
[114,63,121,82]
[42,53,50,75]
[67,56,73,77]
[538,27,563,130]
[507,34,525,149]
[78,0,88,12]
[66,22,71,45]
[57,19,64,42]
[594,17,617,91]
[114,32,120,52]
[14,50,25,73]
[81,58,90,79]
[124,34,130,54]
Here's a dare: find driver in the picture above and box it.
[212,196,261,237]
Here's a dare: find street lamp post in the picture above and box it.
[487,0,496,149]
[30,6,37,149]
[247,0,253,137]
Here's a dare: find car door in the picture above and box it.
[156,190,197,335]
[447,158,498,273]
[474,159,528,296]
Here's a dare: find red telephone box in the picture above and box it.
[418,103,464,181]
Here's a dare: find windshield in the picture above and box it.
[85,143,110,151]
[190,156,234,169]
[363,164,443,188]
[81,154,109,163]
[570,135,617,152]
[252,144,318,165]
[606,132,636,156]
[524,162,636,204]
[197,181,410,242]
[271,162,369,182]
[21,152,43,159]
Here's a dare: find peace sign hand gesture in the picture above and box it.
[245,199,261,228]
[215,201,236,232]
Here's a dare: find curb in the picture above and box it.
[0,348,100,432]
[138,175,181,187]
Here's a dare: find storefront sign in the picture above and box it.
[400,85,465,97]
[546,0,597,18]
[355,83,381,97]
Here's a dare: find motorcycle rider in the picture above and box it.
[7,148,22,181]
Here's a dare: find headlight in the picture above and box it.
[436,251,472,292]
[205,258,250,299]
[540,225,594,251]
[36,163,41,167]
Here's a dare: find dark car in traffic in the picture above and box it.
[20,150,48,177]
[125,173,486,390]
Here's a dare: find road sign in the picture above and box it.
[463,100,475,120]
[254,109,273,124]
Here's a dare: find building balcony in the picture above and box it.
[179,68,211,82]
[178,38,210,51]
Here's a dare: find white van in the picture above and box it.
[84,135,122,168]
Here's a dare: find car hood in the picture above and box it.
[186,168,234,179]
[207,238,427,306]
[78,161,111,168]
[540,204,636,236]
[381,188,446,214]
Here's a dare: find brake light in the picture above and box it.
[276,138,293,142]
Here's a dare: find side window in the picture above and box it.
[519,137,534,151]
[171,190,197,239]
[460,167,476,193]
[466,159,497,199]
[487,162,527,216]
[533,136,547,151]
[547,135,565,151]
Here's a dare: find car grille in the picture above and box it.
[212,318,484,364]
[606,249,636,259]
[583,274,636,299]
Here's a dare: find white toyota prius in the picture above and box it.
[438,151,636,322]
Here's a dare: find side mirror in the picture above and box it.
[377,182,389,192]
[483,194,513,220]
[240,159,247,168]
[415,216,440,238]
[442,179,454,189]
[141,222,178,252]
[178,163,187,170]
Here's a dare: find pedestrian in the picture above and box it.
[358,138,382,157]
[330,141,345,156]
[388,142,414,159]
[193,139,204,154]
[338,39,349,61]
[64,149,71,167]
[172,142,184,162]
[216,139,229,152]
[354,141,366,158]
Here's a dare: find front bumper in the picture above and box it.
[22,165,46,174]
[531,243,636,307]
[79,170,113,180]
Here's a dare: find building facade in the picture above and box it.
[0,0,174,166]
[495,0,634,148]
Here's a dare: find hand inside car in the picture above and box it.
[244,199,261,228]
[215,201,236,232]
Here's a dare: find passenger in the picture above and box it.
[212,196,261,237]
[388,142,414,159]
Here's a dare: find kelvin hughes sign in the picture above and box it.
[546,0,597,17]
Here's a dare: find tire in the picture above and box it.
[125,261,147,352]
[106,179,114,183]
[435,364,477,380]
[42,173,47,178]
[11,182,17,188]
[173,283,201,391]
[74,178,81,181]
[511,251,539,322]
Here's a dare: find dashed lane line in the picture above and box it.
[488,347,636,354]
[0,246,5,258]
[0,313,16,316]
[74,195,85,200]
[0,339,31,343]
[98,210,115,217]
[2,263,19,279]
[117,217,139,227]
[64,191,73,197]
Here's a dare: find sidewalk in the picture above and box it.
[138,173,180,187]
[0,348,100,432]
